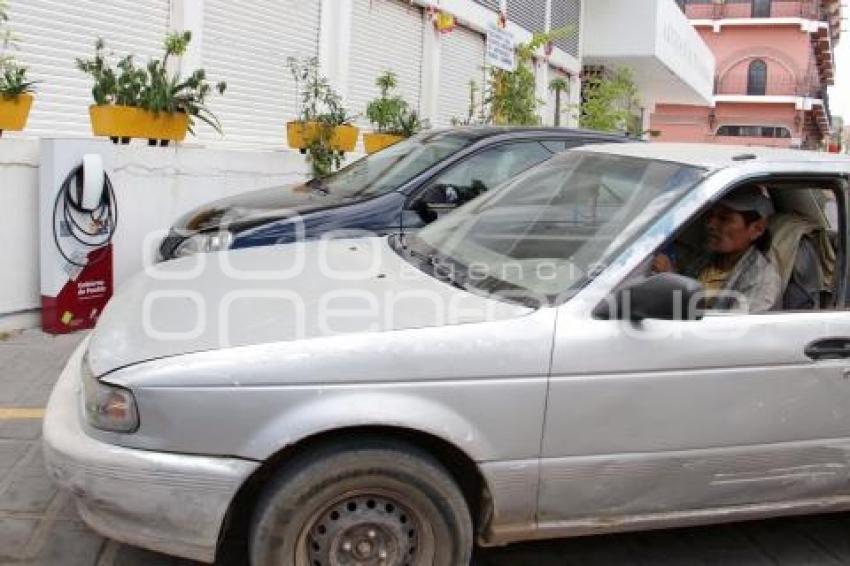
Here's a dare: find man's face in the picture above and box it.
[704,204,767,255]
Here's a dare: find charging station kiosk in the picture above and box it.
[40,140,118,334]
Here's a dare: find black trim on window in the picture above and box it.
[747,59,768,95]
[752,0,771,17]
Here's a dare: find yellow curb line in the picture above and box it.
[0,408,45,420]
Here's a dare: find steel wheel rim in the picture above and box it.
[297,489,425,566]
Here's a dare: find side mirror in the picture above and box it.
[420,184,459,205]
[594,273,704,321]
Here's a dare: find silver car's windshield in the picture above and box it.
[320,133,469,198]
[408,151,706,303]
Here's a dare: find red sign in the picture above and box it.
[41,246,113,334]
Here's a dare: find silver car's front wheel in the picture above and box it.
[302,491,422,565]
[250,438,473,566]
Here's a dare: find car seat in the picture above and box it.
[768,213,835,309]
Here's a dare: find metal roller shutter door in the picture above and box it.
[200,0,321,146]
[507,0,547,33]
[5,0,170,137]
[348,0,424,127]
[436,26,486,127]
[472,0,501,12]
[551,0,581,58]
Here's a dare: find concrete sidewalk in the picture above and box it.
[2,329,850,565]
[0,329,193,566]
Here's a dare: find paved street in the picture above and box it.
[3,329,850,565]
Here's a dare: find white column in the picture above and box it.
[568,74,581,127]
[536,61,550,125]
[319,0,354,103]
[540,0,553,125]
[170,0,204,75]
[641,102,655,139]
[420,16,442,127]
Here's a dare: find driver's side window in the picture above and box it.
[407,141,553,225]
[645,183,843,315]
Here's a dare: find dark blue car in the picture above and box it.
[159,127,629,260]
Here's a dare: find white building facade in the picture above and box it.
[4,0,584,146]
[0,0,717,331]
[581,0,717,133]
[0,0,584,330]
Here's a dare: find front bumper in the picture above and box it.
[42,338,259,563]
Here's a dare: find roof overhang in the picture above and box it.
[582,0,715,107]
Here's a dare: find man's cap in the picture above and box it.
[720,184,774,218]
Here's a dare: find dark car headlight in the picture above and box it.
[82,356,139,433]
[171,230,235,259]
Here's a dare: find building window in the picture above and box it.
[752,0,771,17]
[747,59,768,95]
[716,125,791,138]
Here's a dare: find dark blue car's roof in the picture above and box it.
[420,126,633,144]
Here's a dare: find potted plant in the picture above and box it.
[579,67,641,136]
[0,0,36,136]
[483,26,573,125]
[286,56,358,153]
[363,71,421,154]
[76,32,226,145]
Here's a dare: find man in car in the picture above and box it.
[654,184,782,313]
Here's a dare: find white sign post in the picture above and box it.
[485,24,516,72]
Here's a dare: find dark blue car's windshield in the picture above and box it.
[320,134,470,198]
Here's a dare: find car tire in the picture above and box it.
[250,437,473,566]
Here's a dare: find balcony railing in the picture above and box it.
[685,1,823,21]
[715,75,824,97]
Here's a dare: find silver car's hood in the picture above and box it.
[88,237,531,376]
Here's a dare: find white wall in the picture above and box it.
[582,0,715,107]
[0,138,308,331]
[0,139,40,328]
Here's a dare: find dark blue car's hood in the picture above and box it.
[174,181,352,232]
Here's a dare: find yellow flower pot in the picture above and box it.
[89,105,189,142]
[0,93,34,134]
[287,121,319,149]
[288,121,360,153]
[331,124,359,152]
[364,133,404,155]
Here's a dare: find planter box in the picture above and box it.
[89,105,189,142]
[364,133,404,155]
[287,121,359,153]
[0,94,34,135]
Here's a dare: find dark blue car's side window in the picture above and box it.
[424,141,553,200]
[402,141,555,226]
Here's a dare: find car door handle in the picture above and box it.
[805,338,850,360]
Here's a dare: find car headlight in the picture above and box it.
[172,230,234,258]
[82,356,139,433]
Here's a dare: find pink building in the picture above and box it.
[652,0,841,149]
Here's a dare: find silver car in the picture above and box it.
[44,143,850,565]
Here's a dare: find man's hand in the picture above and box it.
[652,253,675,273]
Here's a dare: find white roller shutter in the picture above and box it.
[5,0,170,137]
[551,0,582,59]
[200,0,321,146]
[348,0,424,128]
[507,0,547,33]
[436,26,486,128]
